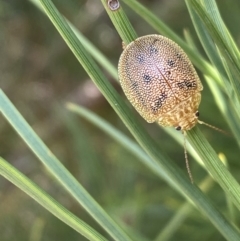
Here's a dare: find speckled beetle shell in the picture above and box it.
[118,34,203,131]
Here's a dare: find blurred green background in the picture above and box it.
[1,0,240,240]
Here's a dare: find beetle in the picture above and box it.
[118,34,203,132]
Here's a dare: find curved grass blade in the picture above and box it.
[0,90,133,241]
[185,0,240,123]
[66,102,180,189]
[101,0,137,44]
[201,0,240,61]
[29,0,118,80]
[154,176,214,241]
[186,0,240,110]
[66,103,217,240]
[204,75,240,147]
[0,157,109,241]
[187,127,240,208]
[66,102,203,179]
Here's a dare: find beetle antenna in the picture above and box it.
[182,131,194,183]
[198,120,230,136]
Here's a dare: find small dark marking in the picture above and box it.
[167,59,175,67]
[159,92,168,102]
[149,45,158,55]
[130,82,138,90]
[143,74,151,82]
[129,79,146,107]
[177,81,197,89]
[176,53,182,59]
[151,94,166,112]
[152,38,159,44]
[185,81,197,89]
[177,82,185,89]
[195,111,199,117]
[136,54,144,63]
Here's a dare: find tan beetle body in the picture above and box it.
[118,35,203,131]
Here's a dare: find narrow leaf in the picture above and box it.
[0,157,108,241]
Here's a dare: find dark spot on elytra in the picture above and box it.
[129,81,146,107]
[149,45,158,55]
[177,82,185,89]
[177,80,197,89]
[159,92,167,102]
[151,93,167,112]
[166,71,171,75]
[185,81,197,89]
[130,82,138,90]
[143,74,151,82]
[136,54,144,63]
[167,59,175,67]
[151,99,162,112]
[176,53,182,59]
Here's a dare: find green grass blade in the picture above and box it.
[186,1,227,79]
[66,102,204,183]
[34,0,240,239]
[66,102,180,189]
[187,127,240,208]
[100,0,137,44]
[183,29,199,52]
[202,0,240,61]
[154,176,214,241]
[185,0,240,126]
[186,0,240,109]
[0,157,108,241]
[122,0,188,47]
[65,103,218,240]
[204,75,240,146]
[0,90,132,241]
[163,127,203,166]
[28,0,118,80]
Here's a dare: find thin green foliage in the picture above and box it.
[186,0,240,110]
[101,0,137,44]
[154,176,214,241]
[1,0,240,240]
[0,157,108,241]
[0,90,132,241]
[66,103,179,188]
[185,0,240,144]
[29,0,118,80]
